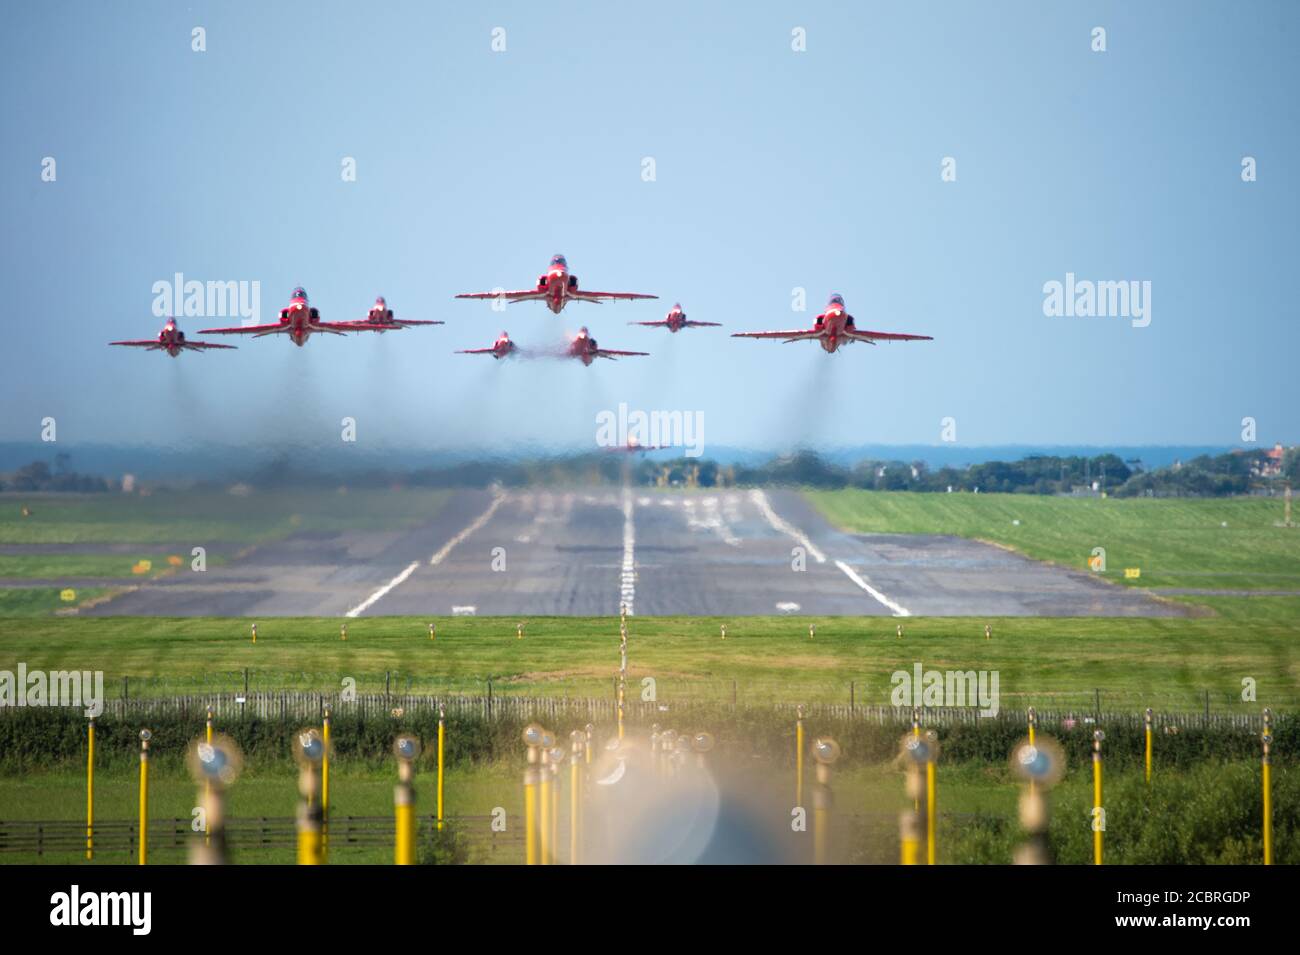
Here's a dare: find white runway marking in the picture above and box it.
[749,489,826,563]
[429,492,506,566]
[347,491,505,617]
[621,485,636,616]
[834,559,911,616]
[775,601,801,613]
[345,560,419,618]
[452,605,477,616]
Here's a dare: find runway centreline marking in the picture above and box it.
[749,489,826,563]
[621,485,636,616]
[834,559,911,617]
[344,491,506,618]
[345,561,420,618]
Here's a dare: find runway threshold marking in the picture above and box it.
[834,559,911,617]
[343,491,506,618]
[749,489,826,563]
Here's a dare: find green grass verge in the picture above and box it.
[1,615,1296,711]
[0,488,452,545]
[0,588,117,617]
[805,490,1300,593]
[0,554,222,579]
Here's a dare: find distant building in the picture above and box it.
[121,473,135,494]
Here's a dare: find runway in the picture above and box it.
[85,486,1187,618]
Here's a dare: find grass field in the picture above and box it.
[0,488,451,546]
[0,588,117,617]
[1,614,1295,711]
[806,490,1300,595]
[0,554,222,579]
[0,488,451,616]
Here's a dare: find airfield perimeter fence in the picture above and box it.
[1,689,1289,775]
[73,689,1276,730]
[98,670,1300,716]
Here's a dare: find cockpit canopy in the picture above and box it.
[292,287,308,301]
[550,254,567,269]
[827,293,845,307]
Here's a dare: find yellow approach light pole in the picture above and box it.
[436,702,446,832]
[1262,708,1273,866]
[1092,730,1105,865]
[1010,734,1065,865]
[1144,707,1153,784]
[925,729,938,865]
[810,737,840,866]
[321,705,331,861]
[570,730,584,864]
[294,728,327,865]
[204,706,214,847]
[539,731,555,865]
[522,723,544,865]
[393,734,420,865]
[138,729,151,865]
[187,734,242,865]
[522,722,543,867]
[1026,708,1037,800]
[617,628,628,741]
[86,717,95,861]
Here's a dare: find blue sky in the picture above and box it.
[1,1,1296,458]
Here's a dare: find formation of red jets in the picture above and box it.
[110,254,933,363]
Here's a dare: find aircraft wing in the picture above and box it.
[455,289,547,303]
[627,320,668,327]
[198,322,289,335]
[455,346,500,355]
[319,321,400,333]
[393,319,445,326]
[593,349,650,359]
[845,328,933,343]
[109,340,164,348]
[570,290,658,303]
[683,321,723,327]
[730,328,821,342]
[182,341,237,350]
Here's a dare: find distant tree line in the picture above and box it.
[717,448,1296,497]
[0,456,109,493]
[11,446,1292,499]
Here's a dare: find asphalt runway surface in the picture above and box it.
[84,487,1187,618]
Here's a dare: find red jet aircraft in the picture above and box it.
[731,293,933,353]
[604,436,668,453]
[456,331,518,359]
[455,254,657,315]
[568,327,649,366]
[199,288,399,346]
[357,296,444,332]
[629,303,721,333]
[109,318,237,357]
